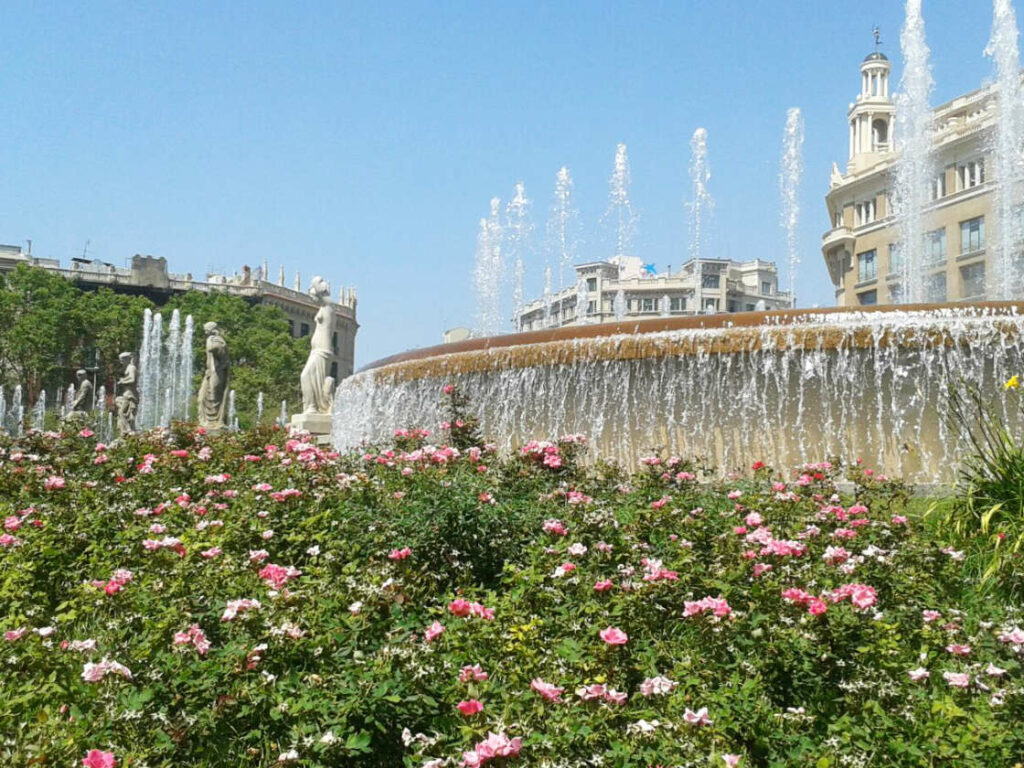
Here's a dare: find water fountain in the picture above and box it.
[279,400,288,428]
[228,389,238,431]
[473,198,504,336]
[257,391,265,424]
[11,385,23,437]
[548,166,580,292]
[602,143,637,262]
[892,0,935,303]
[613,289,627,321]
[506,183,532,321]
[0,387,5,435]
[687,128,713,311]
[780,108,804,306]
[31,390,46,432]
[987,0,1024,299]
[332,303,1024,483]
[138,308,195,430]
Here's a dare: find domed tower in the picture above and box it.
[848,29,895,173]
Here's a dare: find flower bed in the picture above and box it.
[0,427,1021,766]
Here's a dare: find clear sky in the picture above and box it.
[0,1,1003,367]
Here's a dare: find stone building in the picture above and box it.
[822,44,1003,306]
[516,257,792,332]
[0,245,358,381]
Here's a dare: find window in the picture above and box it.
[958,159,984,190]
[960,217,985,254]
[888,242,904,274]
[858,290,877,306]
[703,298,719,312]
[924,273,947,303]
[300,323,310,337]
[761,281,772,295]
[669,297,686,312]
[925,228,946,265]
[330,362,338,380]
[587,301,596,315]
[961,263,985,298]
[745,303,756,311]
[332,332,338,353]
[289,320,296,336]
[931,172,947,200]
[701,273,720,289]
[856,199,877,226]
[857,249,877,282]
[727,301,738,312]
[889,284,905,304]
[639,297,657,313]
[834,210,843,228]
[586,277,597,292]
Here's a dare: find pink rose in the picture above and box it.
[599,626,628,645]
[456,699,483,715]
[424,621,444,642]
[82,750,116,768]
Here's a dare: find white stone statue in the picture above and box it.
[68,369,92,416]
[300,276,336,414]
[198,322,230,430]
[115,352,138,434]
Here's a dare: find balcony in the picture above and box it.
[821,226,855,252]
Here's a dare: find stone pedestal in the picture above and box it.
[290,412,333,444]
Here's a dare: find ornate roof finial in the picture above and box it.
[873,25,882,54]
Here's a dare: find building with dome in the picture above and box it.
[822,41,1000,305]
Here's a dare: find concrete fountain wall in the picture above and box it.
[332,303,1024,482]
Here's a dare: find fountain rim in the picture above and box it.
[361,301,1024,373]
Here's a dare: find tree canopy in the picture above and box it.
[0,265,309,426]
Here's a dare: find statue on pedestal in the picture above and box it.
[115,352,138,434]
[198,322,230,430]
[300,276,336,414]
[68,369,92,416]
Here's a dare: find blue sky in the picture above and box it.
[0,1,1003,366]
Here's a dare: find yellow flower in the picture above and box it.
[1006,375,1021,390]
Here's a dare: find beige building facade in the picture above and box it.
[517,257,792,332]
[0,245,359,381]
[823,49,999,306]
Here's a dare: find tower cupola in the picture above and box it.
[848,28,895,171]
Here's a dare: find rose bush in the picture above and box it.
[0,427,1021,766]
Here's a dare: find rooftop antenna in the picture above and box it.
[81,239,91,259]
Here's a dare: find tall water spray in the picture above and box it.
[780,108,805,307]
[602,143,637,261]
[987,0,1024,298]
[0,387,5,435]
[505,183,532,320]
[688,128,714,311]
[257,391,265,423]
[548,166,580,290]
[32,390,45,431]
[893,0,935,303]
[473,198,504,336]
[228,389,237,431]
[12,385,23,436]
[138,308,195,430]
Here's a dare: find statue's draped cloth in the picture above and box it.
[301,348,332,413]
[199,333,229,428]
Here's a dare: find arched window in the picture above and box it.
[872,119,888,148]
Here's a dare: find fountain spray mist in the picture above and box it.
[473,198,504,336]
[602,143,637,260]
[505,182,532,322]
[687,128,713,311]
[548,166,580,291]
[987,0,1024,298]
[893,0,935,303]
[780,108,804,307]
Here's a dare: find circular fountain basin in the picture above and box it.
[332,303,1024,482]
